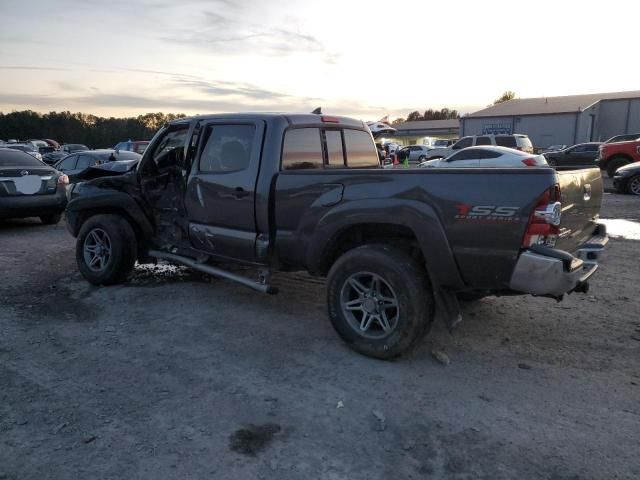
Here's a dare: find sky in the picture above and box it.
[0,0,639,121]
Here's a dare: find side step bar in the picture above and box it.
[148,250,278,295]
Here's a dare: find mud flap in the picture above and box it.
[434,287,462,333]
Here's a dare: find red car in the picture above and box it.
[598,138,640,177]
[113,140,149,155]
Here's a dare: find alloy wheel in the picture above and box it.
[83,228,112,272]
[340,272,400,339]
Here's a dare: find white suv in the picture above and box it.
[425,134,533,159]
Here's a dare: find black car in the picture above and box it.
[613,162,640,196]
[60,143,89,154]
[0,148,68,224]
[55,149,141,183]
[544,142,602,169]
[42,151,68,165]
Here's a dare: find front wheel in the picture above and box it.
[327,245,434,359]
[76,214,137,285]
[627,175,640,196]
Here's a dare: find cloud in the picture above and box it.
[161,5,329,59]
[0,65,72,72]
[0,90,386,119]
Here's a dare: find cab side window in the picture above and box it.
[282,128,323,170]
[199,124,255,173]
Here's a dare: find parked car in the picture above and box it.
[432,139,456,148]
[398,145,437,163]
[65,113,607,359]
[0,148,68,223]
[541,144,567,153]
[42,151,69,165]
[55,149,141,183]
[543,143,602,169]
[113,140,150,155]
[424,134,534,159]
[598,138,640,177]
[3,144,44,161]
[612,162,640,196]
[60,144,89,154]
[420,146,547,168]
[605,133,640,144]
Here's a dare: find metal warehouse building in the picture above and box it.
[386,119,460,145]
[459,90,640,148]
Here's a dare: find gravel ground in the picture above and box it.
[1,185,639,480]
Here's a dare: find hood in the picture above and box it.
[75,159,139,181]
[614,162,640,174]
[419,159,442,168]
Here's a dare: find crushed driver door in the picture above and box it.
[139,120,200,249]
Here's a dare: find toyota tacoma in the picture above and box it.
[65,113,607,359]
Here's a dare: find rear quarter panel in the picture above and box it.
[274,168,558,290]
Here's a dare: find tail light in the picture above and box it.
[522,184,561,248]
[321,116,340,123]
[57,174,69,186]
[521,158,537,167]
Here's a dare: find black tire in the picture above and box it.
[327,244,434,360]
[418,155,426,162]
[606,157,630,178]
[40,213,62,225]
[627,175,640,196]
[76,214,137,285]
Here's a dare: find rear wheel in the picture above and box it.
[40,213,62,225]
[606,157,630,178]
[627,175,640,196]
[76,214,137,285]
[327,244,434,359]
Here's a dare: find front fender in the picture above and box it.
[65,185,153,238]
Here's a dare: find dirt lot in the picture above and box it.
[1,186,639,480]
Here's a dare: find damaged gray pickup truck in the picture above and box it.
[65,113,608,359]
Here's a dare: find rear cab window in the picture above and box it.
[281,128,378,170]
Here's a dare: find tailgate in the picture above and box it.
[555,167,603,252]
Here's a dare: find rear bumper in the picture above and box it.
[0,190,67,219]
[509,223,608,297]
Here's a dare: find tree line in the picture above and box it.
[390,92,516,125]
[0,110,186,148]
[391,107,460,125]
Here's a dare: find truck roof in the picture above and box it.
[169,113,366,129]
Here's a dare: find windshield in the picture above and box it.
[0,150,47,167]
[433,140,449,147]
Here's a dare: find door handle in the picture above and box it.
[218,187,250,199]
[232,187,249,199]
